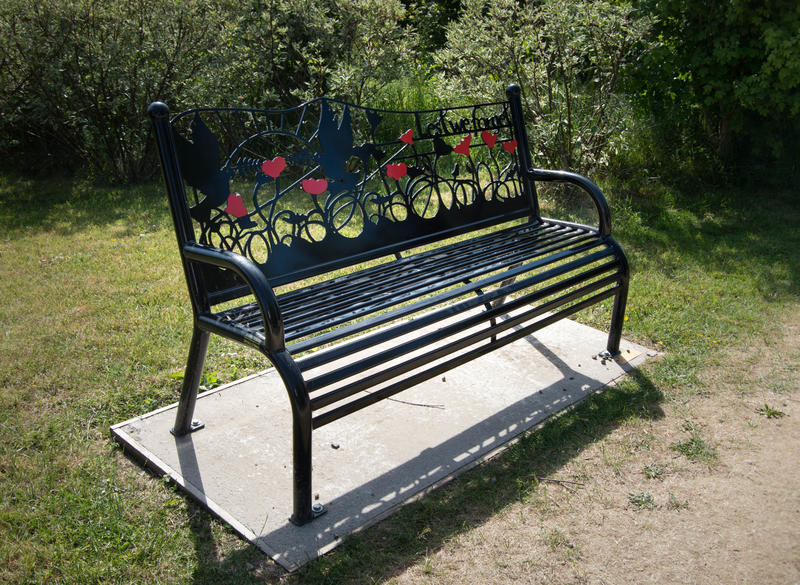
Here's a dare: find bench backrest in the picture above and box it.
[150,85,538,300]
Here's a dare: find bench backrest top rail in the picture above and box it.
[151,88,537,295]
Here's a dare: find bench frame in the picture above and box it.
[148,84,629,525]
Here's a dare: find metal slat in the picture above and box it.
[306,268,622,397]
[308,275,618,407]
[282,227,590,336]
[217,223,555,332]
[284,231,599,342]
[286,238,609,353]
[276,221,551,311]
[311,287,619,428]
[298,253,620,373]
[279,221,548,295]
[281,224,582,323]
[278,221,564,315]
[218,228,605,343]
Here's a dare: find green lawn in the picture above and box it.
[0,173,797,584]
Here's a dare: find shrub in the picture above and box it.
[0,0,414,182]
[0,0,228,182]
[631,0,800,182]
[433,0,652,174]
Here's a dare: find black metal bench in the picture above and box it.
[147,84,629,525]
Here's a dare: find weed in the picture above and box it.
[681,420,702,433]
[542,528,581,560]
[671,436,717,465]
[515,476,539,503]
[756,404,786,419]
[666,493,689,510]
[628,492,656,510]
[543,528,574,551]
[199,371,222,391]
[642,462,669,480]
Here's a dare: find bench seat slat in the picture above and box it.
[304,259,622,397]
[214,221,594,339]
[214,223,610,354]
[279,224,586,333]
[310,287,619,429]
[276,221,561,313]
[277,221,553,307]
[214,223,556,331]
[282,225,596,338]
[284,234,606,353]
[295,247,618,374]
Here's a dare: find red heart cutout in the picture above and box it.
[261,156,286,178]
[399,129,414,145]
[302,178,328,195]
[503,139,518,154]
[453,134,472,156]
[386,162,407,180]
[225,193,248,218]
[481,130,498,149]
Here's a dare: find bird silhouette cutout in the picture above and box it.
[371,147,386,163]
[317,100,361,194]
[406,165,425,178]
[366,109,383,133]
[172,113,230,223]
[433,136,453,157]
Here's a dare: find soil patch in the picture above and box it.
[393,308,800,584]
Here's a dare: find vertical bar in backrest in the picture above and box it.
[506,84,540,218]
[147,101,210,314]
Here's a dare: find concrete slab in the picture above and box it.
[112,318,654,571]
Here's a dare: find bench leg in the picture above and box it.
[271,350,325,525]
[172,326,210,436]
[607,280,629,356]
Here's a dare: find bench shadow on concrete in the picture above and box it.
[179,329,663,582]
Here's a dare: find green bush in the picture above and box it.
[0,0,412,183]
[433,0,652,174]
[0,0,228,182]
[631,0,800,182]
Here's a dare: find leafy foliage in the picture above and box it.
[326,0,417,104]
[1,0,797,184]
[0,0,412,182]
[401,0,462,56]
[433,0,652,173]
[196,0,412,107]
[633,0,800,173]
[0,0,227,182]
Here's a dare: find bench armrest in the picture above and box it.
[182,242,285,351]
[526,168,612,236]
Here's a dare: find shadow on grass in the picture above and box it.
[179,364,662,584]
[543,183,800,302]
[618,187,800,299]
[0,174,169,236]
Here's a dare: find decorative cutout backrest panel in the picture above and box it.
[170,97,532,287]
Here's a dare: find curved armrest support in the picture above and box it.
[526,168,612,236]
[182,242,285,351]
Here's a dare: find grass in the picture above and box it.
[756,404,786,419]
[666,493,689,511]
[0,171,798,583]
[670,436,718,466]
[628,492,656,511]
[642,462,670,480]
